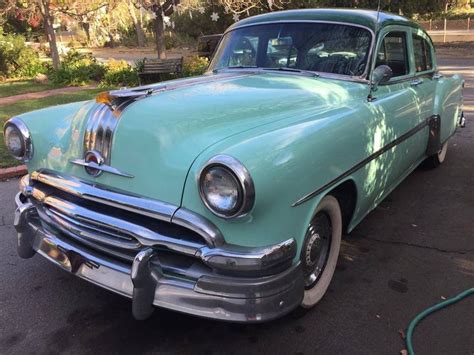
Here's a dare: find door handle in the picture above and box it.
[410,79,423,87]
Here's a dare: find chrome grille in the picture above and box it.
[83,103,121,164]
[22,171,296,277]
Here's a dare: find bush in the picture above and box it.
[101,59,139,87]
[48,50,105,86]
[0,32,45,79]
[182,56,209,77]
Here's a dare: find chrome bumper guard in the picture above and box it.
[14,172,304,322]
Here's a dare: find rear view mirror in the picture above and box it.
[371,65,393,90]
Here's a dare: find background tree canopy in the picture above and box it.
[0,0,472,69]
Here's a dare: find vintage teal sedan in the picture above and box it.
[4,9,465,322]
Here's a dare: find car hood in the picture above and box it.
[23,72,367,205]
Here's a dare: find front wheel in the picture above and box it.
[300,195,342,308]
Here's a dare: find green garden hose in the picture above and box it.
[406,288,474,355]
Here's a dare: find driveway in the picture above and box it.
[0,53,473,354]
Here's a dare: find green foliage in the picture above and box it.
[0,32,45,79]
[172,9,233,40]
[101,59,139,87]
[164,32,195,50]
[48,50,106,86]
[182,56,209,77]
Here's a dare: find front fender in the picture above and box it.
[11,100,94,175]
[180,106,367,251]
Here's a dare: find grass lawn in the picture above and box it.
[0,79,64,98]
[0,87,112,168]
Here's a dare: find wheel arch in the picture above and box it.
[326,179,358,234]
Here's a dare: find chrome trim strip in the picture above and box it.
[292,117,432,207]
[83,102,130,165]
[39,195,202,256]
[199,238,296,273]
[218,20,376,82]
[30,170,177,222]
[3,117,34,162]
[70,158,134,178]
[171,208,225,247]
[198,155,256,219]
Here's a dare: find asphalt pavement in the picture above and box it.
[0,54,473,355]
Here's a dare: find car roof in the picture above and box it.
[227,8,425,34]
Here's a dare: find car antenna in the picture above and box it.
[368,0,382,102]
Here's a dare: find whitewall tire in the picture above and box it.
[300,195,342,308]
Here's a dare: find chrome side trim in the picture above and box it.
[292,117,433,207]
[70,158,134,178]
[3,117,34,162]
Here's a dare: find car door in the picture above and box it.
[361,26,426,206]
[410,31,437,122]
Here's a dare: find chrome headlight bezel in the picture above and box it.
[199,155,255,219]
[3,117,33,162]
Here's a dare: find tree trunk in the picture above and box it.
[128,1,146,47]
[38,0,60,69]
[154,11,166,59]
[81,21,91,44]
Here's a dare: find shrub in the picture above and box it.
[101,59,139,87]
[182,56,209,77]
[48,50,105,86]
[0,32,45,78]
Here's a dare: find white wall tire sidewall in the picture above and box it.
[437,141,448,164]
[301,195,342,309]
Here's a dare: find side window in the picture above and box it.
[412,35,433,72]
[376,32,409,77]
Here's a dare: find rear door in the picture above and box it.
[410,31,437,122]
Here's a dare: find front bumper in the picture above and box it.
[13,173,304,322]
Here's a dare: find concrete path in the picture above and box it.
[0,85,96,106]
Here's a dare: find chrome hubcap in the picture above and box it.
[302,212,332,289]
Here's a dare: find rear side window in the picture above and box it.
[412,35,433,72]
[376,32,409,77]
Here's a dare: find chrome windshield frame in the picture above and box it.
[209,20,376,84]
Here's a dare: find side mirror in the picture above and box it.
[371,65,393,90]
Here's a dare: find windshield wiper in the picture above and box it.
[213,65,258,73]
[262,67,319,77]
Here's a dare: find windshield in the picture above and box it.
[209,22,372,77]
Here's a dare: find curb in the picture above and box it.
[0,165,27,180]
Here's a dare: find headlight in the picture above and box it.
[3,117,33,161]
[199,155,255,219]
